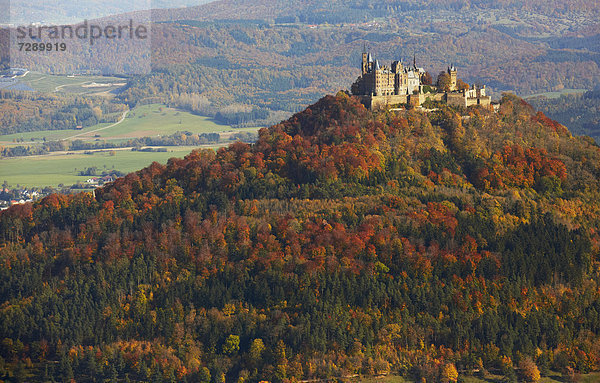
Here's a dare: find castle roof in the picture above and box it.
[406,70,419,78]
[367,53,373,63]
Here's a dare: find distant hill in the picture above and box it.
[2,95,600,381]
[529,89,600,141]
[152,0,600,22]
[5,0,600,132]
[8,0,214,24]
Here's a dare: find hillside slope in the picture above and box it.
[153,0,600,22]
[8,0,214,24]
[6,0,600,133]
[2,94,600,381]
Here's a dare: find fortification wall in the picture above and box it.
[361,94,408,109]
[446,93,466,107]
[424,93,445,102]
[447,93,492,108]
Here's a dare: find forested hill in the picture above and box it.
[2,93,600,382]
[153,0,600,22]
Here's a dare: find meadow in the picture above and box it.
[0,103,261,189]
[81,104,250,141]
[0,146,208,188]
[524,88,588,100]
[0,104,255,145]
[19,71,126,95]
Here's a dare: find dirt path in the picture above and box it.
[26,75,46,83]
[63,110,129,141]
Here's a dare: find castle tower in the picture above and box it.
[362,45,374,75]
[448,65,457,91]
[392,61,404,95]
[373,59,380,95]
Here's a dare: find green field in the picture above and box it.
[19,71,127,95]
[352,371,600,383]
[0,122,115,143]
[525,88,588,99]
[0,146,211,188]
[88,104,252,140]
[0,103,260,189]
[0,104,255,145]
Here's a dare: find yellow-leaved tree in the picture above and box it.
[441,363,458,383]
[519,357,541,382]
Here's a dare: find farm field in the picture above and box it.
[79,104,254,141]
[0,146,212,188]
[0,122,115,143]
[0,103,261,189]
[0,104,255,145]
[18,71,127,95]
[524,88,588,99]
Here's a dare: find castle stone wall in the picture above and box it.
[446,92,491,108]
[361,94,408,109]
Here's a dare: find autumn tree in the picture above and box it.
[437,71,451,91]
[249,339,265,365]
[518,357,541,382]
[421,71,433,85]
[199,367,211,383]
[223,335,240,355]
[441,363,459,383]
[456,78,469,91]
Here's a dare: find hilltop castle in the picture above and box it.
[352,51,426,97]
[351,50,490,109]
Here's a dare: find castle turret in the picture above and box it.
[448,65,457,91]
[391,61,402,74]
[362,48,374,74]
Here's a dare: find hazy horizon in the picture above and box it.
[7,0,215,25]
